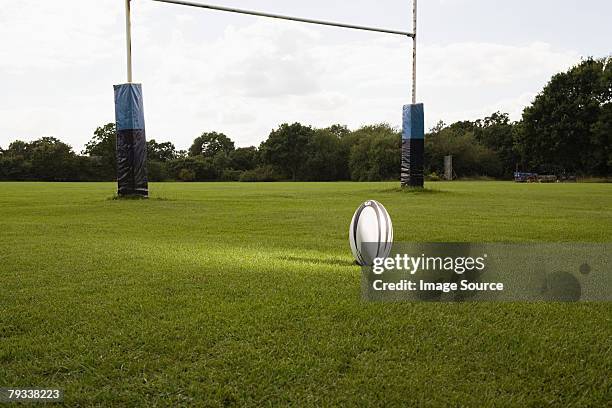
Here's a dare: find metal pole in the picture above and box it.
[151,0,415,38]
[412,0,417,104]
[125,0,133,83]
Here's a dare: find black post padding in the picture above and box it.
[116,130,148,196]
[401,138,424,187]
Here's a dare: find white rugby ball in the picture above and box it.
[349,200,393,266]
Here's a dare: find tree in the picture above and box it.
[27,137,77,180]
[5,140,29,158]
[83,123,117,179]
[0,141,31,180]
[259,123,315,180]
[147,139,177,162]
[167,157,218,181]
[189,132,235,158]
[229,147,259,171]
[301,129,347,181]
[425,127,501,177]
[591,102,612,173]
[325,124,351,138]
[212,150,231,173]
[519,57,611,175]
[424,115,523,178]
[348,124,400,181]
[473,112,519,178]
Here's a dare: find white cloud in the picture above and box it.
[422,42,577,87]
[420,41,578,126]
[0,0,121,72]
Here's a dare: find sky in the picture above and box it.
[0,0,610,151]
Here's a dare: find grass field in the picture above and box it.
[0,181,610,406]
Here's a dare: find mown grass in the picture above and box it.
[0,181,610,406]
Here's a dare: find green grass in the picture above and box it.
[0,181,610,406]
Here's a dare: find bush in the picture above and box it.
[220,169,242,181]
[167,157,218,181]
[426,129,502,178]
[300,129,348,181]
[147,161,169,182]
[229,147,259,171]
[177,168,196,182]
[239,166,282,182]
[348,124,400,181]
[427,172,441,181]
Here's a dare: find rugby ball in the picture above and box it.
[349,200,393,266]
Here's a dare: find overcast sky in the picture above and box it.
[1,0,610,151]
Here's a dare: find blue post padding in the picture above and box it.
[114,83,145,131]
[402,103,424,140]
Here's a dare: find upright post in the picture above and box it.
[412,0,417,104]
[401,0,424,188]
[125,0,133,83]
[444,155,453,180]
[114,0,148,197]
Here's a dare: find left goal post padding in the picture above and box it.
[114,83,149,197]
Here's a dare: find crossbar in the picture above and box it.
[151,0,415,38]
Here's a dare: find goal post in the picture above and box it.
[114,0,148,197]
[116,0,423,190]
[403,0,424,188]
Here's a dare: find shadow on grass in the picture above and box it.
[107,195,175,201]
[380,187,447,195]
[279,255,356,267]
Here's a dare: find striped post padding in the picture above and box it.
[114,83,148,197]
[401,103,424,188]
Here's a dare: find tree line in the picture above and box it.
[1,57,610,182]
